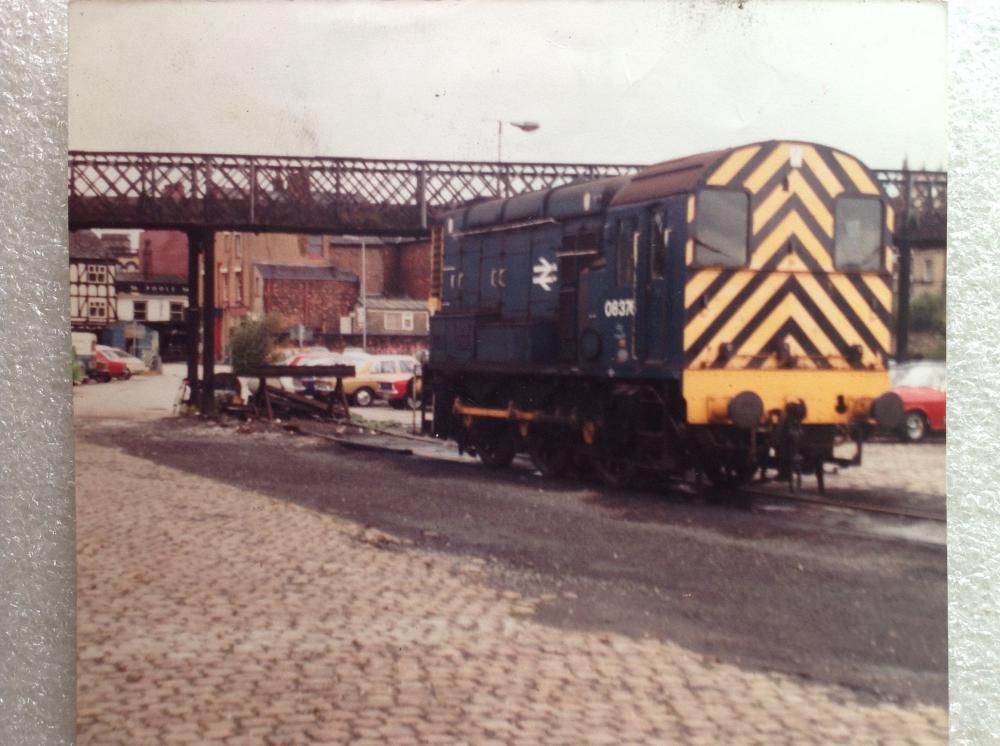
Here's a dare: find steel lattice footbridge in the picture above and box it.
[67,151,946,245]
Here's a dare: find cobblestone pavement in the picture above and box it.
[76,428,947,745]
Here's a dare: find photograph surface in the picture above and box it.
[69,2,947,743]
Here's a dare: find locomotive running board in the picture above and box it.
[453,400,539,422]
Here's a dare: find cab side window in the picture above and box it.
[694,190,748,267]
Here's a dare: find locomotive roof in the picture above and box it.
[445,141,881,231]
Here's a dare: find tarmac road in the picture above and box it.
[77,411,947,709]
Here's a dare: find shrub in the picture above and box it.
[908,292,945,335]
[229,313,283,374]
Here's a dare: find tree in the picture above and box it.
[229,313,283,374]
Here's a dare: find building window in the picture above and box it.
[922,257,934,283]
[88,298,107,319]
[234,268,243,304]
[384,311,402,331]
[402,312,414,331]
[219,268,228,304]
[306,235,323,258]
[234,233,243,260]
[87,264,107,283]
[133,300,147,321]
[170,302,185,322]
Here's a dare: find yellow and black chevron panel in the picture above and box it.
[682,141,895,425]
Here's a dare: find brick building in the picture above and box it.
[253,263,359,334]
[209,231,432,360]
[139,231,189,279]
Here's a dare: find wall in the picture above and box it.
[363,308,430,335]
[327,241,389,296]
[264,278,359,333]
[69,260,117,328]
[909,246,946,300]
[399,240,431,299]
[117,295,187,323]
[139,230,189,279]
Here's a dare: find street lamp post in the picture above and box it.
[497,120,540,163]
[361,236,367,352]
[496,120,539,196]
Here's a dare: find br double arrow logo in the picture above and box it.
[532,257,557,292]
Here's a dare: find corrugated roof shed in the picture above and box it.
[364,296,429,311]
[254,263,358,283]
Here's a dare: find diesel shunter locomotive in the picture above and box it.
[424,141,904,488]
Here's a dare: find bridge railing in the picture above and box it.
[68,152,639,234]
[872,168,947,246]
[68,151,946,243]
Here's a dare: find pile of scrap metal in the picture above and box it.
[242,364,355,422]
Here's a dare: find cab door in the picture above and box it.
[639,204,670,362]
[639,198,687,364]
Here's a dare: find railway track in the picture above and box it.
[739,485,945,523]
[294,417,945,527]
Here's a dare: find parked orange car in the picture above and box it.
[308,354,420,407]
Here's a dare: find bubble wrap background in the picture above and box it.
[948,3,1000,744]
[0,0,75,744]
[0,1,996,744]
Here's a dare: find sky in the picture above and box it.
[68,0,947,171]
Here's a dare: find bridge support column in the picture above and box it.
[895,166,913,362]
[417,169,427,230]
[185,232,201,407]
[199,230,217,415]
[896,236,911,361]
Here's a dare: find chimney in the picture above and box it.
[141,239,153,280]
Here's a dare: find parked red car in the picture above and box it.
[91,346,132,382]
[891,361,946,442]
[377,376,421,409]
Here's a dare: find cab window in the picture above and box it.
[694,190,748,267]
[834,197,882,271]
[616,217,637,287]
[650,209,668,279]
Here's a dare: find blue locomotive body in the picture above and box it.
[432,177,688,379]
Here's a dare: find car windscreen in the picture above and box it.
[894,363,946,391]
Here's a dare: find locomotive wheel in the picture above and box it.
[591,455,637,489]
[529,442,571,478]
[704,462,756,488]
[477,435,516,469]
